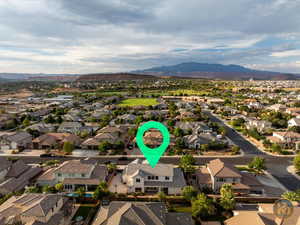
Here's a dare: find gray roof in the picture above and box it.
[144,168,186,188]
[0,158,11,172]
[125,159,174,177]
[6,160,30,178]
[0,193,65,223]
[92,202,193,225]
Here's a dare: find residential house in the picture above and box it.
[0,131,32,150]
[26,122,56,134]
[224,203,300,225]
[248,101,263,109]
[133,129,175,148]
[267,104,287,112]
[286,107,300,116]
[0,159,42,195]
[81,126,123,149]
[196,159,263,194]
[267,131,300,149]
[122,159,186,195]
[32,133,81,149]
[57,121,83,134]
[245,119,272,132]
[36,159,108,192]
[288,118,300,127]
[183,133,227,150]
[92,201,194,225]
[0,193,74,225]
[176,121,212,134]
[117,114,136,123]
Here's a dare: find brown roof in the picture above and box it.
[55,160,94,174]
[207,159,241,178]
[196,167,212,185]
[33,133,81,145]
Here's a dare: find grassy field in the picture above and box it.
[118,98,158,107]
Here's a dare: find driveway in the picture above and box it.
[108,173,128,194]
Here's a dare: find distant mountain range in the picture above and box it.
[134,62,300,80]
[1,62,300,81]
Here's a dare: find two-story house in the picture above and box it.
[122,159,186,195]
[0,193,74,225]
[267,131,300,149]
[36,159,108,192]
[245,119,272,133]
[196,159,262,194]
[92,201,194,225]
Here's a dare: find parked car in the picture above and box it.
[39,153,54,158]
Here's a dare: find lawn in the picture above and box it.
[118,98,158,107]
[72,205,94,221]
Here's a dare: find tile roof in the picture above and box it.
[207,159,241,178]
[92,201,193,225]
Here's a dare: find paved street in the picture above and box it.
[1,111,299,191]
[204,111,300,191]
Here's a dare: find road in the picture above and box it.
[1,111,299,191]
[204,110,300,191]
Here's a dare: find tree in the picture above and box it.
[220,184,235,211]
[107,163,117,173]
[42,185,52,193]
[179,154,196,173]
[26,186,40,193]
[55,183,64,192]
[115,140,125,150]
[201,144,209,152]
[288,126,300,133]
[22,117,30,127]
[281,191,300,202]
[271,143,282,154]
[218,126,227,136]
[157,191,167,202]
[182,186,198,202]
[231,146,240,155]
[63,141,74,154]
[98,141,111,153]
[135,116,143,125]
[192,193,216,218]
[174,127,184,137]
[76,187,86,198]
[248,157,266,173]
[93,181,110,200]
[294,153,300,174]
[175,138,185,150]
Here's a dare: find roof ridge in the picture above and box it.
[140,203,165,225]
[106,202,132,225]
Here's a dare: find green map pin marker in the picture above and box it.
[136,121,170,168]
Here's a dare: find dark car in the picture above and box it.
[39,153,54,158]
[118,156,128,161]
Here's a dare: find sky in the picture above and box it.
[0,0,300,74]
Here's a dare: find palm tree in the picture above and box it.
[107,163,117,174]
[76,187,86,202]
[192,193,216,219]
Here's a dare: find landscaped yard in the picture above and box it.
[72,205,94,221]
[118,98,158,107]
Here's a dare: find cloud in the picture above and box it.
[0,0,300,73]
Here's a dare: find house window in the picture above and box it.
[136,178,140,183]
[57,173,61,177]
[155,176,159,180]
[81,174,85,178]
[165,176,169,180]
[217,178,225,182]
